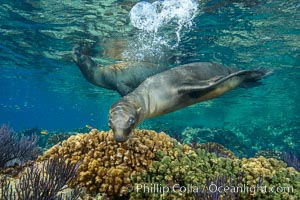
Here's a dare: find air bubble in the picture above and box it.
[129,0,198,33]
[125,0,198,62]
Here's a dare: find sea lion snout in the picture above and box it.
[113,127,132,142]
[110,120,135,142]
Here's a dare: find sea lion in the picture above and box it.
[109,62,271,142]
[72,44,169,96]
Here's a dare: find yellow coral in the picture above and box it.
[39,129,300,199]
[41,129,178,197]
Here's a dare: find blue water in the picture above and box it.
[0,0,299,155]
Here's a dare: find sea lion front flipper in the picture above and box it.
[72,43,115,90]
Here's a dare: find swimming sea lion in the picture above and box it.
[72,44,169,96]
[109,62,271,142]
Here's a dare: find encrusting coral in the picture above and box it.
[40,129,300,199]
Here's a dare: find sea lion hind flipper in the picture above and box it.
[177,76,224,95]
[239,68,273,88]
[117,83,135,96]
[177,71,257,98]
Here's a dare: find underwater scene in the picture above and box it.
[0,0,299,199]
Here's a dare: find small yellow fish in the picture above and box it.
[40,130,49,135]
[85,125,93,129]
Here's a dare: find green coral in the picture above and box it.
[132,145,300,199]
[39,129,300,199]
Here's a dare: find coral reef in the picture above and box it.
[255,150,300,172]
[194,172,245,200]
[181,127,247,157]
[196,142,237,159]
[0,124,41,168]
[20,127,49,150]
[132,147,300,199]
[224,122,300,156]
[281,152,300,172]
[41,129,179,197]
[46,132,77,149]
[40,129,300,199]
[255,150,284,160]
[0,157,81,200]
[181,123,300,159]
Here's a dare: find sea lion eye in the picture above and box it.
[128,117,135,125]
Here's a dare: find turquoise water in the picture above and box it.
[0,0,299,156]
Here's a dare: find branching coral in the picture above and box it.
[0,157,81,200]
[0,124,41,168]
[133,147,300,199]
[41,129,179,197]
[40,129,300,199]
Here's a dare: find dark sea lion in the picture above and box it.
[109,62,271,142]
[72,44,169,96]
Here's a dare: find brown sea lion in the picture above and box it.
[108,62,271,142]
[72,44,169,96]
